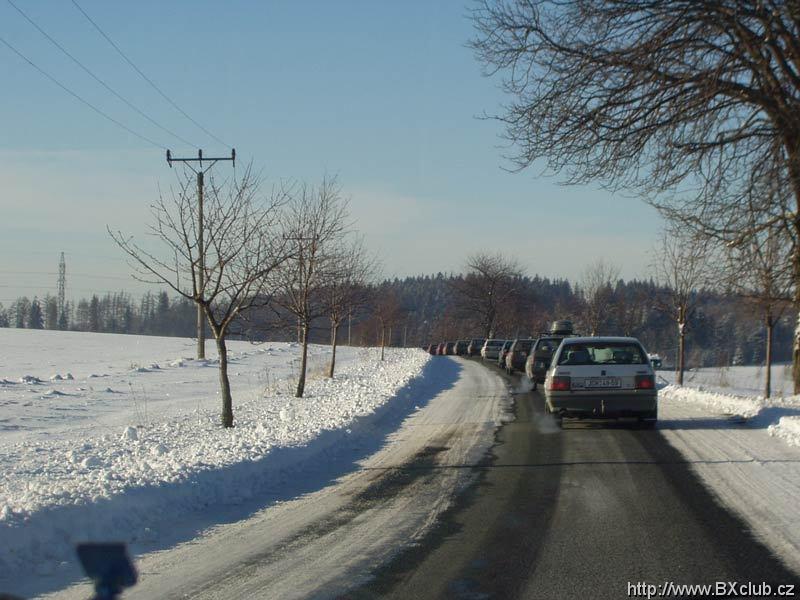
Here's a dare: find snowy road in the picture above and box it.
[48,356,511,599]
[29,355,800,598]
[351,365,800,599]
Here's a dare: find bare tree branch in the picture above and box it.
[109,166,289,427]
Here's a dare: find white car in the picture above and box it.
[544,336,657,427]
[481,339,505,360]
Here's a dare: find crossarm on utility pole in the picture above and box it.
[165,148,235,360]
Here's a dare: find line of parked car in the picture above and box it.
[425,320,658,428]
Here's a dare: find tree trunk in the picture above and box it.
[328,322,339,378]
[765,313,774,399]
[794,301,800,395]
[216,335,234,428]
[380,325,385,361]
[296,324,309,397]
[787,154,800,395]
[677,321,686,386]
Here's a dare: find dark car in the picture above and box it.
[505,338,535,374]
[467,338,486,357]
[454,340,470,355]
[525,337,565,388]
[426,344,437,355]
[496,340,513,368]
[443,341,456,355]
[525,320,577,388]
[649,353,662,369]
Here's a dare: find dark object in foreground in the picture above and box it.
[77,543,137,600]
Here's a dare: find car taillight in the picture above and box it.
[548,376,571,391]
[635,375,655,389]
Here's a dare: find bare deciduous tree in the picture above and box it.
[452,252,524,338]
[322,235,377,378]
[612,282,646,338]
[653,229,710,385]
[578,259,620,336]
[373,288,401,362]
[274,176,350,397]
[721,225,793,398]
[471,0,800,392]
[110,167,288,427]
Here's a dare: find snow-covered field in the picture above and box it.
[0,328,430,597]
[671,363,794,397]
[656,365,800,573]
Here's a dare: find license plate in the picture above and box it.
[585,377,620,388]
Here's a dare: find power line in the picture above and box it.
[0,286,163,296]
[6,0,197,149]
[0,35,166,149]
[71,0,231,150]
[0,270,134,281]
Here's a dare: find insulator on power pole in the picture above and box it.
[161,146,235,360]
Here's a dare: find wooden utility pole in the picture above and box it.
[166,148,235,359]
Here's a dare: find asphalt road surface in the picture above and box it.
[350,359,800,599]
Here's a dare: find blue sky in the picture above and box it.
[0,0,664,304]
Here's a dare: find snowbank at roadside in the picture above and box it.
[771,415,800,448]
[659,384,800,447]
[0,344,429,581]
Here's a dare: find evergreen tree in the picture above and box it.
[58,306,69,330]
[156,291,170,335]
[14,297,30,329]
[44,295,58,330]
[89,295,100,332]
[28,297,44,329]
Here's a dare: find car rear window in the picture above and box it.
[535,338,560,353]
[516,340,533,351]
[487,341,503,347]
[557,342,647,365]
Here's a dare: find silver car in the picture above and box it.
[481,339,505,360]
[544,336,657,427]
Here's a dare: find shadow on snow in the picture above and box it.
[658,405,800,431]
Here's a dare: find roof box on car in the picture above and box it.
[550,320,574,335]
